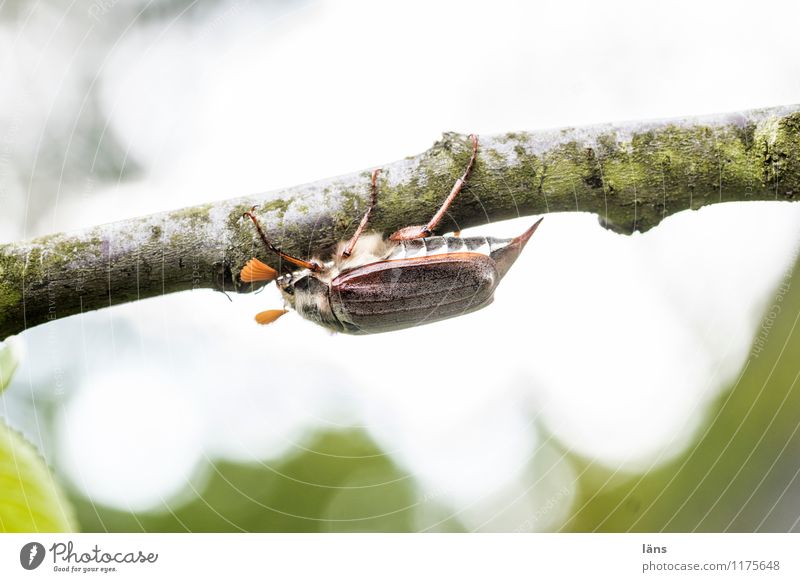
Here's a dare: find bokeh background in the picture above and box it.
[2,0,800,532]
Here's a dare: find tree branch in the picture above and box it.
[2,105,799,338]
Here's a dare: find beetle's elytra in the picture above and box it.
[240,135,542,334]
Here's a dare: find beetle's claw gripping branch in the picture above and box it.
[342,168,382,258]
[390,134,479,242]
[243,207,322,272]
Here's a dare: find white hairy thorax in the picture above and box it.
[278,232,398,311]
[325,232,396,281]
[278,232,397,319]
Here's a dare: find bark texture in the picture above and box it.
[1,105,799,338]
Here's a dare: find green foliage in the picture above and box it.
[0,338,78,532]
[71,429,443,532]
[564,257,800,532]
[0,422,78,532]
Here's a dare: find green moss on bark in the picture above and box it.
[171,203,213,225]
[758,112,800,199]
[0,255,23,330]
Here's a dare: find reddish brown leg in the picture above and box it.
[243,208,321,272]
[390,134,479,241]
[341,169,381,258]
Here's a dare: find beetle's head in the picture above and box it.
[275,269,329,305]
[275,270,303,308]
[276,270,341,331]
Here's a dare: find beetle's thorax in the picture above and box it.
[276,233,393,332]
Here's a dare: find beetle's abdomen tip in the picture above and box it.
[491,216,543,278]
[516,216,544,247]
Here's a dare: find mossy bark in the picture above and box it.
[1,105,799,339]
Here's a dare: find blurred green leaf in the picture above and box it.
[0,337,20,393]
[72,429,428,532]
[0,421,78,532]
[565,259,800,532]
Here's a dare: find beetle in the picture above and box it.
[239,134,542,334]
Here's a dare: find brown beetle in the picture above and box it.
[240,135,542,334]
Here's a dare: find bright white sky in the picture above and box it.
[2,0,800,529]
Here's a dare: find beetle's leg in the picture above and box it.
[424,134,479,233]
[341,169,381,258]
[243,208,322,272]
[390,134,478,241]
